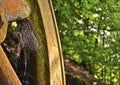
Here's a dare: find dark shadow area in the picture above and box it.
[2,19,37,85]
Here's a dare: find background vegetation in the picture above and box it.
[52,0,120,85]
[1,0,120,85]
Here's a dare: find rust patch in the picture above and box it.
[0,0,31,21]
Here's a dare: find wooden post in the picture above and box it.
[0,0,30,84]
[0,46,22,85]
[26,0,66,85]
[37,0,66,85]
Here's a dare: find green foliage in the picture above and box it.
[52,0,120,84]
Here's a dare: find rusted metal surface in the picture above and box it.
[37,0,66,85]
[0,0,30,22]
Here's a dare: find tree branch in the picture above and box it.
[64,57,107,85]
